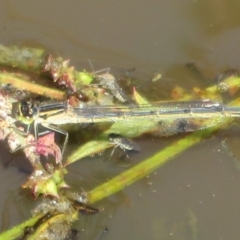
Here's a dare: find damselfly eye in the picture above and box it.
[19,100,37,119]
[21,101,31,117]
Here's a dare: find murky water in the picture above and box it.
[1,0,240,239]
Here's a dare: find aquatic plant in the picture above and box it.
[0,44,239,239]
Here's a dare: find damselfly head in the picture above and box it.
[16,100,39,124]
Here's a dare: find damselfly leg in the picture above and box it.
[38,122,69,158]
[11,100,69,161]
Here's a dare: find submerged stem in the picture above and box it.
[87,98,240,203]
[0,214,44,240]
[88,122,226,203]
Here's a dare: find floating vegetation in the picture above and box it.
[0,43,240,239]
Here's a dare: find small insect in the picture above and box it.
[97,226,109,240]
[216,69,239,93]
[108,133,141,159]
[103,226,108,234]
[87,60,129,103]
[72,200,99,215]
[97,73,130,103]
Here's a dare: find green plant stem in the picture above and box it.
[0,72,66,100]
[0,214,44,240]
[1,109,239,239]
[0,119,232,238]
[87,97,240,203]
[88,121,228,203]
[0,44,45,72]
[1,58,240,238]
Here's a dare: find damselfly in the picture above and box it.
[12,99,240,159]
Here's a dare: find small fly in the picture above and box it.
[108,133,141,160]
[97,73,130,103]
[216,69,239,93]
[87,60,130,103]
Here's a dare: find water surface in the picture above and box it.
[1,1,240,239]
